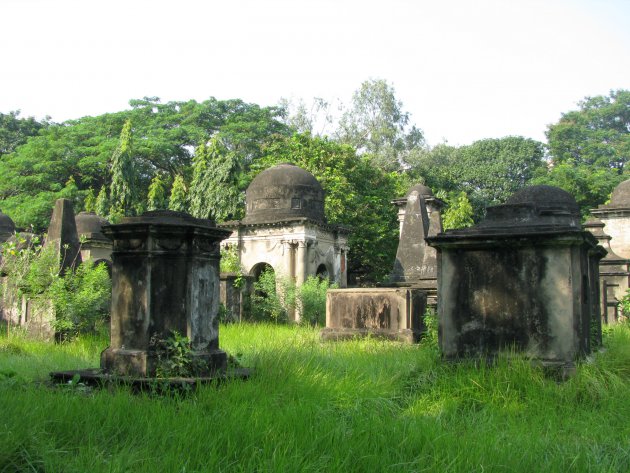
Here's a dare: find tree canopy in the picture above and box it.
[0,97,288,229]
[1,85,628,283]
[409,136,546,218]
[534,89,630,214]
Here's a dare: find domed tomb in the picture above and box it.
[0,209,16,242]
[505,185,580,215]
[468,184,582,232]
[406,184,433,198]
[243,163,326,224]
[609,179,630,208]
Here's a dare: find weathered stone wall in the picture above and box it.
[437,241,595,362]
[321,288,427,343]
[429,185,604,365]
[600,216,630,259]
[219,273,253,322]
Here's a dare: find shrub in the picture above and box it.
[297,276,336,326]
[619,289,630,321]
[49,260,111,336]
[251,268,295,323]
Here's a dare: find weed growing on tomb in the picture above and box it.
[149,331,201,378]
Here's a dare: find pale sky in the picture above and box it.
[1,0,629,146]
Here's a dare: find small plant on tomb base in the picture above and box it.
[149,331,202,378]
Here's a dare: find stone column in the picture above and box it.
[296,240,308,285]
[100,210,231,377]
[340,247,348,288]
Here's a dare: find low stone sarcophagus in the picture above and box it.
[100,211,231,377]
[321,288,427,343]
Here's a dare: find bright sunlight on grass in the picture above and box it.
[1,323,630,472]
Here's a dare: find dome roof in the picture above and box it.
[506,185,580,216]
[75,212,110,240]
[406,184,433,197]
[610,179,630,207]
[0,209,16,239]
[243,163,326,224]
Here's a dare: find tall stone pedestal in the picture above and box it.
[390,184,443,306]
[100,211,231,377]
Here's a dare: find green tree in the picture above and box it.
[410,137,545,219]
[147,174,168,211]
[336,79,425,172]
[0,111,46,156]
[189,137,244,221]
[84,188,97,213]
[547,90,630,172]
[109,119,138,217]
[95,185,109,217]
[0,97,289,231]
[168,175,188,212]
[536,90,630,214]
[440,191,474,230]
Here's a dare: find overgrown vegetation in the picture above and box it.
[619,288,630,320]
[251,268,334,325]
[48,260,111,336]
[0,237,111,337]
[251,269,295,323]
[149,331,200,378]
[1,323,630,472]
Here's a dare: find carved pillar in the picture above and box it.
[340,247,348,288]
[296,240,308,285]
[100,210,231,377]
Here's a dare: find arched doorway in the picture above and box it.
[316,263,331,283]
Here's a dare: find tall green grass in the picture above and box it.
[1,323,630,472]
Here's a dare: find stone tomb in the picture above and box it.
[322,288,427,343]
[220,163,350,322]
[100,210,231,377]
[390,184,443,305]
[322,184,437,343]
[45,198,82,273]
[427,185,605,365]
[591,179,630,259]
[75,211,113,268]
[584,218,630,324]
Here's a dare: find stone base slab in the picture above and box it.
[101,348,228,377]
[49,367,250,392]
[320,327,421,343]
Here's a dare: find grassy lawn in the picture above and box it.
[1,323,630,472]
